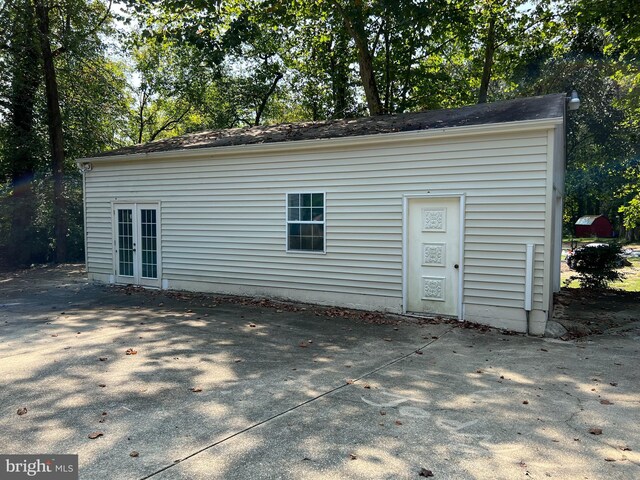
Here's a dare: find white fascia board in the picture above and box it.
[77,117,563,166]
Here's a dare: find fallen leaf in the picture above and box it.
[523,400,529,405]
[125,348,137,355]
[234,358,243,363]
[500,375,505,379]
[419,468,434,477]
[51,334,58,337]
[88,432,104,439]
[600,399,614,405]
[476,370,483,374]
[610,382,618,387]
[249,323,256,328]
[589,428,603,435]
[98,384,106,388]
[604,458,616,462]
[130,451,139,458]
[17,407,27,416]
[349,453,357,460]
[363,384,371,389]
[346,379,355,384]
[190,387,203,393]
[621,446,632,451]
[380,411,387,416]
[99,357,107,361]
[383,338,392,342]
[415,350,423,355]
[540,348,548,352]
[395,420,403,426]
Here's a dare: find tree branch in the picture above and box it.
[254,71,283,126]
[148,106,191,141]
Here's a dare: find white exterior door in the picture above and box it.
[407,197,460,316]
[114,203,160,287]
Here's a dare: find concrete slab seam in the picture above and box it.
[137,328,454,479]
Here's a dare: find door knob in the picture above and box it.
[454,264,459,269]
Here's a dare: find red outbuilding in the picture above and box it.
[575,215,614,238]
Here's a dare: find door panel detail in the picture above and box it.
[422,208,446,231]
[422,243,446,266]
[422,277,445,301]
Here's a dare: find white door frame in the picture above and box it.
[402,193,465,320]
[112,201,162,288]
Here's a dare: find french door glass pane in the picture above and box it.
[140,208,157,278]
[117,209,134,276]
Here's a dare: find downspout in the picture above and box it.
[525,243,535,334]
[78,162,91,272]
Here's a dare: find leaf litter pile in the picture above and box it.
[113,283,471,328]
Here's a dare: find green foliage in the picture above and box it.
[567,243,626,289]
[0,0,639,265]
[0,0,131,266]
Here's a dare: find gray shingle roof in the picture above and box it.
[94,94,566,158]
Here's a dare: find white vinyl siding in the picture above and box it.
[83,127,557,319]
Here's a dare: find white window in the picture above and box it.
[286,193,325,252]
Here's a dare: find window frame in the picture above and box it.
[285,191,327,254]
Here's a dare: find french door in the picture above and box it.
[114,203,160,287]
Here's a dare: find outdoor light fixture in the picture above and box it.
[567,90,581,111]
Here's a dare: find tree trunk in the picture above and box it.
[334,1,383,116]
[330,31,350,118]
[6,4,41,267]
[35,0,67,263]
[478,15,496,104]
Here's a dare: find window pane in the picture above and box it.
[312,193,324,207]
[301,193,311,207]
[300,236,312,250]
[312,208,323,221]
[288,235,301,250]
[288,207,300,221]
[288,194,300,207]
[312,237,324,251]
[300,208,311,221]
[300,224,313,236]
[288,223,300,235]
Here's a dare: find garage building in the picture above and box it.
[78,94,567,335]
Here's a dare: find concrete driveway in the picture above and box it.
[1,266,639,479]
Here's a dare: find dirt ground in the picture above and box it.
[556,259,640,338]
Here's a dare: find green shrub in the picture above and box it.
[567,243,625,289]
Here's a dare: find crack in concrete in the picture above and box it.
[561,391,640,468]
[138,327,454,479]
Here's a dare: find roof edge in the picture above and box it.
[77,116,563,165]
